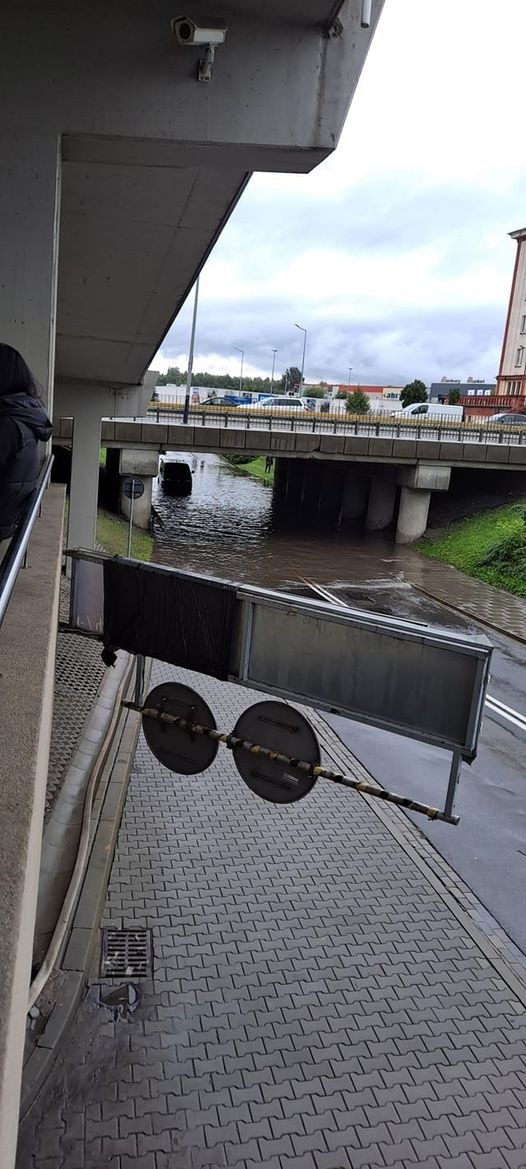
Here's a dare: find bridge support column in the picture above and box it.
[366,475,396,531]
[395,487,431,544]
[118,449,158,531]
[396,463,451,543]
[341,471,369,521]
[0,131,61,409]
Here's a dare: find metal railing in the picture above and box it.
[0,455,54,632]
[143,400,526,447]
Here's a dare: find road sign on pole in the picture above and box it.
[121,476,145,558]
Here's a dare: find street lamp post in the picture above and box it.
[294,324,307,395]
[235,346,244,394]
[183,274,200,425]
[348,366,352,386]
[270,348,278,393]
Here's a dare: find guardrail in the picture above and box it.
[0,455,54,632]
[145,401,526,446]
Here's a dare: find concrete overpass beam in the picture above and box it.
[0,132,61,409]
[396,487,431,544]
[398,463,451,491]
[365,475,396,531]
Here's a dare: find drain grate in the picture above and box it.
[100,930,152,978]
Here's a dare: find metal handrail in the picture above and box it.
[0,454,54,631]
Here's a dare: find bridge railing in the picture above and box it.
[144,400,526,446]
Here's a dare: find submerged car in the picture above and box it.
[159,456,193,495]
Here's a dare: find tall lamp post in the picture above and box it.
[235,346,244,394]
[348,366,353,386]
[294,324,307,395]
[183,274,200,424]
[270,348,278,393]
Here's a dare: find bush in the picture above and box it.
[346,389,370,414]
[476,530,526,571]
[224,454,254,466]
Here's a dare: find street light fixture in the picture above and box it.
[348,366,352,386]
[294,324,307,395]
[235,346,244,394]
[270,348,278,393]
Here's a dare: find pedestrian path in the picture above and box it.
[17,664,526,1169]
[400,552,526,643]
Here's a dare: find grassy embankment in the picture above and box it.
[96,509,154,560]
[224,455,275,484]
[420,501,526,597]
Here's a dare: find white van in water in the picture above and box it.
[398,402,463,420]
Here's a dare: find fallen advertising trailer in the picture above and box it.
[63,551,492,824]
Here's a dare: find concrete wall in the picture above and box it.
[0,487,64,1169]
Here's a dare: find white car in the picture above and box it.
[242,395,312,412]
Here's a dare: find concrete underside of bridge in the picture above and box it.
[0,3,386,1162]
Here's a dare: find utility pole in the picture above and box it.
[294,324,307,395]
[235,347,244,394]
[183,275,200,425]
[270,348,278,393]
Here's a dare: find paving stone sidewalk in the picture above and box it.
[17,663,526,1169]
[399,551,526,643]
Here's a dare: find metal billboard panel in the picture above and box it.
[231,589,491,760]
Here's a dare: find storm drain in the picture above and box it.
[100,930,152,978]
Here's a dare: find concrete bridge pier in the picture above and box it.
[395,487,431,544]
[118,449,158,532]
[395,464,451,544]
[365,473,397,531]
[340,470,370,522]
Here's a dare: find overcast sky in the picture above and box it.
[153,0,526,388]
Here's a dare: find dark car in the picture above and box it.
[485,413,526,425]
[202,396,238,408]
[159,457,193,495]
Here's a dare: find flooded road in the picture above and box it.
[151,453,449,622]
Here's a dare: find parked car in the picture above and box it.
[202,395,238,408]
[242,395,312,412]
[484,412,526,425]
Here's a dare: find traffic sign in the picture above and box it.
[231,700,320,804]
[142,682,218,775]
[122,475,145,500]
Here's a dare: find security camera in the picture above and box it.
[171,16,227,46]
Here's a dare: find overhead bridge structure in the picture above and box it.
[0,3,386,1162]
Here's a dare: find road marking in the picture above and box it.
[303,578,526,736]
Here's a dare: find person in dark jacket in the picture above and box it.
[0,344,53,539]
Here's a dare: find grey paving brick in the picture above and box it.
[16,663,526,1169]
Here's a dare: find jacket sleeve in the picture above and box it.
[0,418,21,472]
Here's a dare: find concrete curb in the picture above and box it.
[20,662,150,1120]
[34,650,132,964]
[312,711,526,1006]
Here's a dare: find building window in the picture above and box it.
[521,315,526,334]
[515,347,524,367]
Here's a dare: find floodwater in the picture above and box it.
[151,453,467,629]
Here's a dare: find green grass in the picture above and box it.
[226,456,274,484]
[96,508,154,561]
[99,447,106,467]
[224,451,275,479]
[419,501,526,596]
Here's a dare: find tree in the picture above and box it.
[305,385,325,399]
[448,387,460,404]
[400,379,427,409]
[281,366,302,393]
[346,388,370,414]
[335,389,348,400]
